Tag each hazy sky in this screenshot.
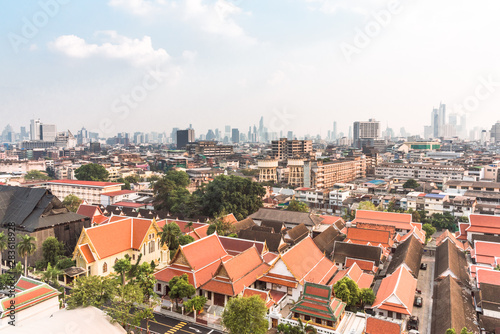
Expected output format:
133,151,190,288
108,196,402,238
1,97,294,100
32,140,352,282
1,0,500,138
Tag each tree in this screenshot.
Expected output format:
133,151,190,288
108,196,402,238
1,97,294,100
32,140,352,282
67,275,118,309
113,257,132,286
359,288,375,306
357,201,378,211
194,175,266,220
39,263,63,287
333,277,360,307
446,329,456,334
74,163,109,181
168,274,196,310
183,295,207,314
408,209,421,222
62,194,82,212
0,273,15,290
222,295,268,334
25,170,50,181
46,166,56,178
403,179,420,189
42,236,65,267
0,232,7,268
460,328,473,334
106,283,144,333
17,234,36,276
422,223,436,240
286,200,309,212
495,264,500,271
159,222,182,251
131,262,156,302
55,257,75,270
178,235,195,246
207,216,233,236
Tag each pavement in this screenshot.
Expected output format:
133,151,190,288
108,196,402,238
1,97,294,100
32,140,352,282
133,312,224,334
411,252,435,334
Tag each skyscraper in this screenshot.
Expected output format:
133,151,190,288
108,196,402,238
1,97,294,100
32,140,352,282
332,121,337,141
30,119,41,141
353,119,380,149
231,128,240,143
176,128,195,149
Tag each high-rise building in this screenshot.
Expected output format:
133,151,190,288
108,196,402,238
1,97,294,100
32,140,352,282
171,128,179,145
430,103,446,137
272,138,312,161
176,128,195,149
491,121,500,143
30,119,41,141
41,124,57,141
332,121,337,141
231,128,239,144
353,119,380,149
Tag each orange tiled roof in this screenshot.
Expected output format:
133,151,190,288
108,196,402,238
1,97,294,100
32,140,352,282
79,244,96,263
181,234,228,271
281,236,337,285
372,266,417,316
76,204,100,218
346,227,393,248
330,263,374,289
345,258,378,273
352,210,413,230
47,179,119,187
365,317,401,334
476,268,500,287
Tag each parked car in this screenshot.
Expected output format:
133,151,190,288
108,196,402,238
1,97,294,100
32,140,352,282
408,316,419,331
414,296,423,307
416,288,422,294
420,263,428,270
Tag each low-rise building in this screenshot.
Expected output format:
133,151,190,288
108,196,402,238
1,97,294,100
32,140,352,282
46,180,123,205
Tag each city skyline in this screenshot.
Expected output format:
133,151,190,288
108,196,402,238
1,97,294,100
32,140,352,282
2,1,500,137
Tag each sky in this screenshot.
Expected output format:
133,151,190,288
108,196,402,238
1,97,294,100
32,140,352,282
1,0,500,138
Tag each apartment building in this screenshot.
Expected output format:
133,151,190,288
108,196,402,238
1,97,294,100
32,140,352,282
186,141,234,157
46,180,123,204
271,138,312,161
375,163,464,181
305,158,366,190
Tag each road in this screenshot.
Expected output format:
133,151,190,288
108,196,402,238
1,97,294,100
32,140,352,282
133,312,224,334
411,252,435,334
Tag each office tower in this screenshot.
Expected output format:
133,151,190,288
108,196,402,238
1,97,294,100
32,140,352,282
333,121,337,141
231,128,239,144
225,125,231,139
431,103,446,137
206,129,215,141
348,126,352,140
491,121,500,143
20,126,27,140
177,128,195,149
287,131,293,140
30,119,41,140
248,127,251,142
353,119,380,149
171,128,179,145
41,124,57,141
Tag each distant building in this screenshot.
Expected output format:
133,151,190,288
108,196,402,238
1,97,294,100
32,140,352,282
46,180,123,205
231,128,239,143
186,141,234,157
271,138,312,161
490,121,500,143
176,129,195,149
353,119,380,149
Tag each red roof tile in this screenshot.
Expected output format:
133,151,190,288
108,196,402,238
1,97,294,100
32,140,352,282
76,204,100,218
476,268,500,287
79,244,96,263
373,266,417,316
101,190,137,197
352,210,413,231
365,317,401,334
346,228,393,248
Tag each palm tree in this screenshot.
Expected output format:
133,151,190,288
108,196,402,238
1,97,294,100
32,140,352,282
159,222,181,250
40,263,63,287
0,232,7,270
17,234,36,276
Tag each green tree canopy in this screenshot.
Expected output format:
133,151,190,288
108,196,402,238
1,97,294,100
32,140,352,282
75,163,109,181
67,275,118,309
42,236,65,267
333,277,360,307
39,263,63,287
178,235,195,246
152,172,191,213
222,295,268,334
446,329,456,334
168,274,196,309
359,288,375,306
184,295,208,313
62,194,82,212
357,201,380,211
422,223,437,240
286,200,309,212
194,175,265,220
207,215,233,236
25,170,51,180
403,179,420,189
113,257,132,286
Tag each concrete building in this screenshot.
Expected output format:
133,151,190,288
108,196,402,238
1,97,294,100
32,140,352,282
271,138,312,161
176,128,195,149
305,158,366,190
46,180,123,205
258,159,278,183
375,163,464,182
353,119,380,149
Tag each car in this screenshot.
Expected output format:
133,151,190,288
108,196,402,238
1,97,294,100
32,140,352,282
415,288,422,294
408,316,419,331
414,296,423,307
420,263,428,270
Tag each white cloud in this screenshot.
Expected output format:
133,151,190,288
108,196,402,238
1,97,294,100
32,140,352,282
305,0,391,15
49,31,170,67
108,0,255,43
108,0,168,16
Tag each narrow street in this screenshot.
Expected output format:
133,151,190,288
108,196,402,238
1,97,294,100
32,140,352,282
411,252,435,334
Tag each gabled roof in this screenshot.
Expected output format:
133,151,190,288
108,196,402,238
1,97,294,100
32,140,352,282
231,217,256,232
313,225,343,256
435,239,469,285
472,241,500,266
345,227,393,248
0,276,60,318
372,266,417,316
290,282,346,322
399,226,426,244
261,220,285,233
386,235,423,278
200,247,269,296
280,237,337,285
221,213,238,225
76,204,101,218
80,216,157,260
345,258,378,273
332,242,383,266
365,317,401,334
476,269,500,288
431,276,479,334
352,210,413,231
218,236,266,256
436,229,470,251
319,215,345,231
330,262,374,289
250,208,323,226
286,223,309,244
101,190,137,197
356,222,396,238
239,229,285,253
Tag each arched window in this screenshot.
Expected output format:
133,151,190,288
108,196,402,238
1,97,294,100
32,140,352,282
103,262,108,273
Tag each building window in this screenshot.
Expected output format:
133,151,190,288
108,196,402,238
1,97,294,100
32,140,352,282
103,262,108,273
315,317,321,324
207,291,212,300
304,315,310,321
157,283,161,291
